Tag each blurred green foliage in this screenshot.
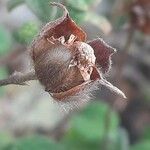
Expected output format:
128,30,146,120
143,127,150,141
11,136,63,150
68,8,86,24
13,22,39,44
62,102,129,150
64,102,119,142
0,133,14,150
0,101,149,150
0,67,8,96
0,26,12,55
0,102,130,150
0,26,10,96
25,0,54,22
67,0,93,11
7,0,110,26
130,141,150,150
7,0,25,11
0,67,8,80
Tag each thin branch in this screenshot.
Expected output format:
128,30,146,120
0,70,37,86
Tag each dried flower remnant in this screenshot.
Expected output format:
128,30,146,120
129,0,150,34
30,2,126,103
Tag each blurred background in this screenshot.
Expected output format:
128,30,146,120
0,0,150,149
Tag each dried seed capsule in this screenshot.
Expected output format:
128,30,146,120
30,2,125,103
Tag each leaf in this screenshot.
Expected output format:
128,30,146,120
143,127,150,140
67,0,101,11
11,135,63,150
25,0,53,22
114,15,129,29
130,140,150,150
67,7,86,24
7,0,25,11
0,132,14,150
67,0,89,11
0,26,12,55
0,67,8,80
62,101,119,150
99,128,130,150
113,128,130,150
13,22,39,44
85,12,112,34
0,67,8,96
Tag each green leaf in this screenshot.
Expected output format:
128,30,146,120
13,22,39,44
62,102,119,150
101,128,129,150
117,128,130,150
0,67,8,96
67,0,89,11
130,140,150,150
25,0,54,22
67,0,99,11
0,132,14,150
114,15,129,30
143,127,150,140
7,0,25,11
0,26,12,55
11,135,63,150
67,7,86,24
0,67,8,80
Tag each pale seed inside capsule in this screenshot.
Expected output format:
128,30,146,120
70,42,96,81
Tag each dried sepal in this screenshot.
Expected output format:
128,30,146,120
99,78,126,99
41,2,86,41
31,2,86,60
88,38,116,74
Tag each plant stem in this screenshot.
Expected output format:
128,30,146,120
0,70,36,86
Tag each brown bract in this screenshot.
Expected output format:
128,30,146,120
30,2,125,102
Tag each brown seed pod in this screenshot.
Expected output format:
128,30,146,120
30,2,126,103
